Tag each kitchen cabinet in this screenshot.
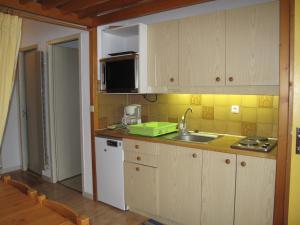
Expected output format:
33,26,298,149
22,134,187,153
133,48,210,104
123,140,276,225
123,139,158,216
158,144,202,225
235,155,276,225
146,1,279,94
147,20,179,88
124,162,158,216
179,11,226,87
226,1,279,86
201,151,236,225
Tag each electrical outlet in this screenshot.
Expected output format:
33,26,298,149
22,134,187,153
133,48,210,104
231,105,240,114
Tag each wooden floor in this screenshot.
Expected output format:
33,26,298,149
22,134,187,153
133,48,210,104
5,170,147,225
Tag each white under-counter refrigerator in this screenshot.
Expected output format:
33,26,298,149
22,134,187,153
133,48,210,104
95,136,126,210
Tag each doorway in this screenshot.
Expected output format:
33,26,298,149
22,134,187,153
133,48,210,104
19,47,45,176
49,39,82,192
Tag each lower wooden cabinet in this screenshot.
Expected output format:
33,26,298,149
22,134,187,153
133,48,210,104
124,162,158,216
123,141,276,225
158,144,202,225
201,151,236,225
235,155,276,225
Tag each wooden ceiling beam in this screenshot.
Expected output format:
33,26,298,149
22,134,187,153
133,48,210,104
59,0,108,15
19,0,35,4
0,0,93,27
78,0,144,19
93,0,213,25
41,0,70,9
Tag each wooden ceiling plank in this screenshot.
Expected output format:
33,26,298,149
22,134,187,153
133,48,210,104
0,0,93,27
59,0,108,15
93,0,213,25
42,0,70,9
78,0,144,19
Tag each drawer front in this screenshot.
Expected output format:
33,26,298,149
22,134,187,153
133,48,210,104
125,151,158,167
123,139,158,155
124,162,158,216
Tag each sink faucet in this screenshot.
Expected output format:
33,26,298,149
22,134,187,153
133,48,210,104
179,107,192,135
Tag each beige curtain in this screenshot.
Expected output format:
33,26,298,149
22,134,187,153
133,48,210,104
0,13,22,146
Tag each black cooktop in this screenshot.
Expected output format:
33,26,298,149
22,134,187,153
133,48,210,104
231,136,277,152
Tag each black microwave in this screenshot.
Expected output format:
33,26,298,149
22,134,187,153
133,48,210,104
100,53,139,93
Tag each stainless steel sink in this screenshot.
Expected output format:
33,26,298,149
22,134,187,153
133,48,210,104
163,132,220,143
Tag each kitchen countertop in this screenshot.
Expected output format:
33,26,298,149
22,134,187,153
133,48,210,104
95,129,277,160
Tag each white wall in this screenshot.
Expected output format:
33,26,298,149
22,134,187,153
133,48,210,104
2,19,93,196
1,83,22,173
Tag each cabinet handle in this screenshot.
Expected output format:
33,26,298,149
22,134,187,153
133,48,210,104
228,77,234,82
135,145,139,149
241,161,247,167
225,159,231,164
192,153,197,158
216,77,221,82
135,167,140,171
169,77,174,82
137,156,141,161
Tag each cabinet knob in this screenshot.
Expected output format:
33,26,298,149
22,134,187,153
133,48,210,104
241,161,247,167
169,77,174,82
135,167,140,171
228,77,234,82
137,156,141,161
216,77,221,82
135,145,139,149
192,153,197,158
225,159,231,164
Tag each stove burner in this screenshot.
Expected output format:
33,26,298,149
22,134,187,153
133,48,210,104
239,139,258,146
247,136,268,142
231,136,277,152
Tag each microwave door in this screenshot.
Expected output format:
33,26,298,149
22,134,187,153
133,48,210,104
105,59,137,93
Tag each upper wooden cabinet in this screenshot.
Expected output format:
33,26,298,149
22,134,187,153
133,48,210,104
146,1,279,93
147,20,179,88
179,11,226,86
226,1,279,86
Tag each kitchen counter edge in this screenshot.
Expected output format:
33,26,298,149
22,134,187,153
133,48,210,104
95,129,277,160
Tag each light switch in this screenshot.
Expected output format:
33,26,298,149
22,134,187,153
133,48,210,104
231,105,240,114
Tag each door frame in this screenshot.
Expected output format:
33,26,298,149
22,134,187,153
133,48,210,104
18,44,38,172
48,33,92,198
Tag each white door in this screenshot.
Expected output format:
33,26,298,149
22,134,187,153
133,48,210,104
52,45,81,181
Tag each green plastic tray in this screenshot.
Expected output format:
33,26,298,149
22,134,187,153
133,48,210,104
128,122,177,137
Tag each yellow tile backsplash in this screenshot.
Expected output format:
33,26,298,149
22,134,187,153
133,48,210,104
98,93,279,137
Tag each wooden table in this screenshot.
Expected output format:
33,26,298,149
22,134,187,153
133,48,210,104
0,182,75,225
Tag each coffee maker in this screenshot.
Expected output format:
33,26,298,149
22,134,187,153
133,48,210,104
122,104,142,125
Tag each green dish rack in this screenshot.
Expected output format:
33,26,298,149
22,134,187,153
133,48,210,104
128,122,177,137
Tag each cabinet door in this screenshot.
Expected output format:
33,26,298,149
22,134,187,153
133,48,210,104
147,20,179,88
201,151,236,225
124,162,158,215
235,156,276,225
159,144,202,225
179,11,226,86
226,1,279,86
